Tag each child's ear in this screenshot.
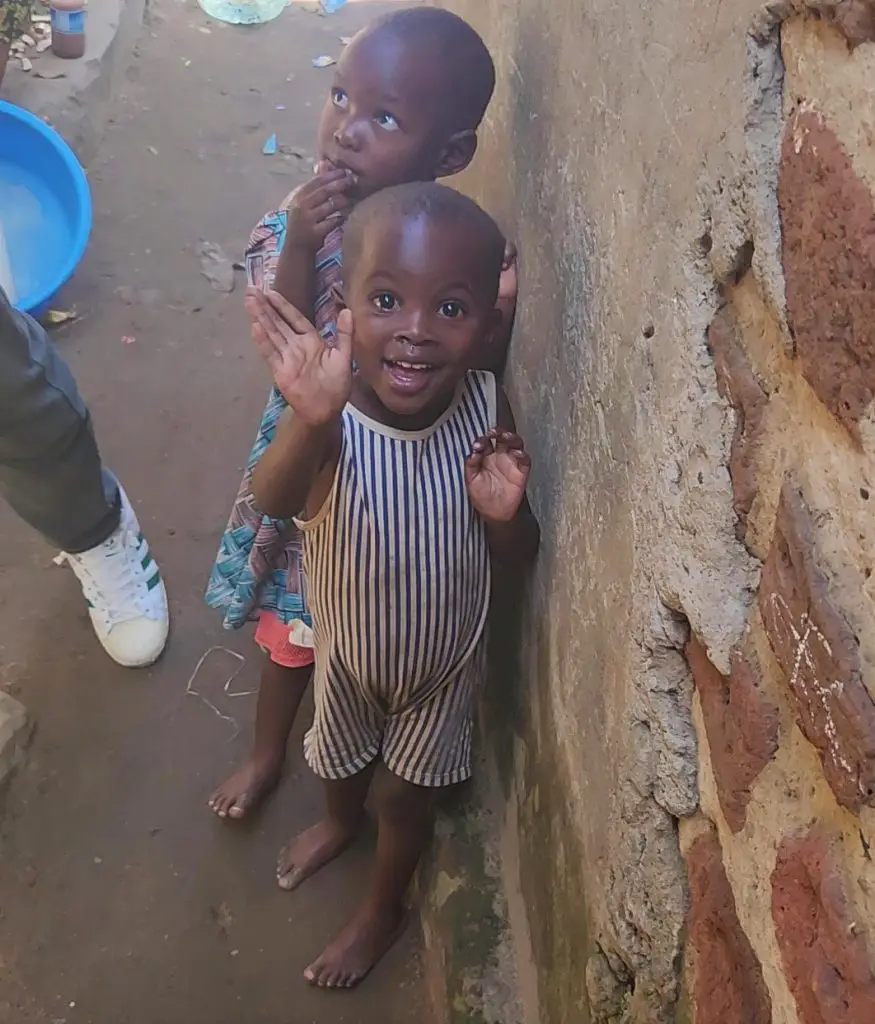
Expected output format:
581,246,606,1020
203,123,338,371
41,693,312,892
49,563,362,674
434,130,478,179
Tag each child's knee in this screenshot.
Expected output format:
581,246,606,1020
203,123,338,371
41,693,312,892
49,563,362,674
375,771,434,827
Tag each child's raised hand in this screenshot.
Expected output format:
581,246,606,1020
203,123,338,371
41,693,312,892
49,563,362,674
465,429,531,524
247,288,353,426
285,170,357,251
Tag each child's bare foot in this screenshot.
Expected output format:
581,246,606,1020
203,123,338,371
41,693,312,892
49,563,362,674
276,819,357,891
304,904,406,988
208,756,282,820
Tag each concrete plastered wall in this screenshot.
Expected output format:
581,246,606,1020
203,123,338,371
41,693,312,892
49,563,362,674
443,1,875,1022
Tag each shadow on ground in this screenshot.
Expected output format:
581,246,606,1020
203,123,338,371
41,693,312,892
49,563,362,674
0,2,421,1021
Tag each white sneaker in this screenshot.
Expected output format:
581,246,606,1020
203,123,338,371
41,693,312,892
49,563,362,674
57,486,169,668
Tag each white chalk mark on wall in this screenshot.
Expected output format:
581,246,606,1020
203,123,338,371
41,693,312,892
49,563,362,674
766,592,857,788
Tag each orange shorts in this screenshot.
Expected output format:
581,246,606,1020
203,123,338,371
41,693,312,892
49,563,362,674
254,611,315,669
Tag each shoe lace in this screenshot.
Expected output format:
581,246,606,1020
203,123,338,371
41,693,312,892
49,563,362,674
65,527,152,627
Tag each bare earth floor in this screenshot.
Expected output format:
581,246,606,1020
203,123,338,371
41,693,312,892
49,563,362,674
0,2,423,1021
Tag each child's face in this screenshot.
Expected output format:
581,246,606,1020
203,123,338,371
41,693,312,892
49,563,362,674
316,31,456,200
346,215,499,424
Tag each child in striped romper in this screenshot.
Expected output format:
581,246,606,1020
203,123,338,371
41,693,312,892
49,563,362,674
246,182,539,988
206,7,519,821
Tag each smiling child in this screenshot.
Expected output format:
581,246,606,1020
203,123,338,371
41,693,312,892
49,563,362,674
246,182,538,988
206,8,518,823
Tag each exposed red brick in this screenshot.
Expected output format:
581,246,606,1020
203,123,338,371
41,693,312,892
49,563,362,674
707,304,769,542
828,0,875,49
686,831,772,1024
779,108,875,442
759,480,875,811
772,827,875,1024
686,636,780,831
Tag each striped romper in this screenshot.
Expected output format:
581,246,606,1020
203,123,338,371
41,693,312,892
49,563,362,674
296,370,497,788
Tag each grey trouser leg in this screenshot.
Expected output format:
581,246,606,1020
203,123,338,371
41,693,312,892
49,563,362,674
0,286,120,554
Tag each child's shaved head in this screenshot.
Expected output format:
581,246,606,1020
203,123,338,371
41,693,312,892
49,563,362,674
344,182,506,302
342,182,506,419
361,8,496,133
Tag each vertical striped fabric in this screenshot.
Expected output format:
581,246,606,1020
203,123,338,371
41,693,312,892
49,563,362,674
297,371,497,788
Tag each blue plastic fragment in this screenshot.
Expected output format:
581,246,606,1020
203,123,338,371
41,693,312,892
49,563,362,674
262,133,278,155
321,0,347,12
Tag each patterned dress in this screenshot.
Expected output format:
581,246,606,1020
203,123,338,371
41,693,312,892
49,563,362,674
205,193,344,664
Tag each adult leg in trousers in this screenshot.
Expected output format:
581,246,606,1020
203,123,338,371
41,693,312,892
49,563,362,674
0,285,169,667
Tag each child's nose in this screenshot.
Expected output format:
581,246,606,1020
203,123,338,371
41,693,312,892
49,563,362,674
397,309,430,342
333,120,362,151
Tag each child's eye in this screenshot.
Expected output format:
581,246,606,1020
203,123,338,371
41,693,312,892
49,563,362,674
375,111,400,132
331,88,349,109
439,300,465,319
372,293,399,312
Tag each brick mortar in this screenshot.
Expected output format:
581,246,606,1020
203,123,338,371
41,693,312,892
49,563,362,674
436,0,875,1020
686,3,875,1021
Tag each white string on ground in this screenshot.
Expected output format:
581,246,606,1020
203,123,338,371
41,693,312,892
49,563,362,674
185,646,254,739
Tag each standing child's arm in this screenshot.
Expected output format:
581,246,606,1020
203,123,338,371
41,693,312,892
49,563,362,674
248,290,352,518
476,242,519,376
465,385,539,565
272,169,357,318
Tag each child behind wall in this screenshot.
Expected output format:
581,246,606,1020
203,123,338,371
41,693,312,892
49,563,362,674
205,6,518,824
245,182,539,988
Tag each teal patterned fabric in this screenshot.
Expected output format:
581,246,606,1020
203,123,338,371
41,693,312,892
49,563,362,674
205,199,343,630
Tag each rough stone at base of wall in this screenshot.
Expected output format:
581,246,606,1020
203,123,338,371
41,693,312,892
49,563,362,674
0,693,33,795
416,768,525,1024
772,826,875,1023
685,827,772,1024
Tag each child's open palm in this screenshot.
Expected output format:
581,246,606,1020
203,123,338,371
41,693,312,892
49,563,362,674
465,429,531,523
247,289,353,427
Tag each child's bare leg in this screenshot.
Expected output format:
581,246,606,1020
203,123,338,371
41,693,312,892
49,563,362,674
277,765,374,891
305,771,434,989
209,656,311,819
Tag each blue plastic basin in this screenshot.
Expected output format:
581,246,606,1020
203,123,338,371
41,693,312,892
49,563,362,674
0,100,92,316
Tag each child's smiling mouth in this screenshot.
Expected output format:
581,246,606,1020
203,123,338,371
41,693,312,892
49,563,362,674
382,358,440,395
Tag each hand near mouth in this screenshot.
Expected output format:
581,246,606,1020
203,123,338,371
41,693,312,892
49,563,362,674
247,288,354,426
285,168,358,251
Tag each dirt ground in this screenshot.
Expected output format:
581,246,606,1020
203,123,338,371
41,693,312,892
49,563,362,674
0,2,425,1021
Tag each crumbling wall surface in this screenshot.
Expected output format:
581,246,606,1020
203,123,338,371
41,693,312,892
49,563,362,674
443,0,875,1022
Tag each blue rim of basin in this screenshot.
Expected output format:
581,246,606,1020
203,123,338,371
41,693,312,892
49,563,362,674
0,100,92,316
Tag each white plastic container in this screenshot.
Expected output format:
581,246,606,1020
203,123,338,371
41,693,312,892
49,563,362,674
197,0,287,25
